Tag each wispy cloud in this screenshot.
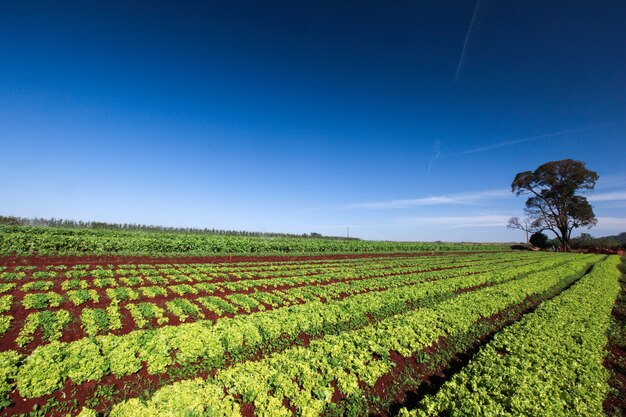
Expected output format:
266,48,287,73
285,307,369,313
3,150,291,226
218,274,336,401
589,191,626,202
346,189,509,209
596,174,626,190
454,122,624,156
595,217,626,230
454,0,484,82
427,139,442,175
402,214,510,229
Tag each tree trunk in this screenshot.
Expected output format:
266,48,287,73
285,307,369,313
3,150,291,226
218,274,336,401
559,227,571,252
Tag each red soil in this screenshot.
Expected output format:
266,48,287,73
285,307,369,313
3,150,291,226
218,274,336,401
0,253,436,268
0,251,525,416
0,274,497,417
0,251,508,268
1,256,525,355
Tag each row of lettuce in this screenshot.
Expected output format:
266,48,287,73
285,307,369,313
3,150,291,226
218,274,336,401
0,254,578,411
0,225,510,255
1,253,539,348
398,255,621,417
1,252,526,295
92,255,601,416
1,253,454,277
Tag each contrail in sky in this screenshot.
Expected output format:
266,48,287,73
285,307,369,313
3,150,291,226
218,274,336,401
427,139,442,174
453,122,624,156
455,0,483,83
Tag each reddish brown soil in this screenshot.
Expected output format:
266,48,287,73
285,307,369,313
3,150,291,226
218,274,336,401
366,273,585,417
240,402,256,417
221,272,579,417
0,269,508,417
0,251,505,268
1,256,531,355
0,252,531,416
176,271,572,417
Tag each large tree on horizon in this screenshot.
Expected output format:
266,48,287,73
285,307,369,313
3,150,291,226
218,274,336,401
511,159,598,252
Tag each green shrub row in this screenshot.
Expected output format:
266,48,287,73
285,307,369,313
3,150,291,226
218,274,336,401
0,225,510,255
398,255,621,417
97,257,598,416
3,255,587,403
8,254,544,347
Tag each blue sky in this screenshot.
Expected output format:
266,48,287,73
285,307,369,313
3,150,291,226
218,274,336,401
1,0,625,242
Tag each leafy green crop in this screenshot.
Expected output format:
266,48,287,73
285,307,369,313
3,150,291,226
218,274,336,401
0,295,12,313
0,253,590,405
0,351,21,408
0,225,510,256
1,252,611,417
102,256,599,416
399,256,621,417
21,292,63,310
16,310,71,347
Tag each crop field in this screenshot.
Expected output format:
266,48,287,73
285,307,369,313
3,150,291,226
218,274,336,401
0,225,510,256
0,251,622,416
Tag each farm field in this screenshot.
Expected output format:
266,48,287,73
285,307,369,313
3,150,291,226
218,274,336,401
0,225,510,256
4,1,626,416
0,251,622,416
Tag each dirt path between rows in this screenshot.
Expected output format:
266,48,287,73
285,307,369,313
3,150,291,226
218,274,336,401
0,251,506,268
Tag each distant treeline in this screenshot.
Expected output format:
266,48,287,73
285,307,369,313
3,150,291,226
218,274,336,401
569,232,626,250
0,216,357,240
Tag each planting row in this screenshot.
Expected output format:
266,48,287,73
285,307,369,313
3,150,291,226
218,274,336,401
0,252,536,290
0,258,514,305
0,254,536,349
0,255,592,411
97,255,600,416
1,252,481,275
398,255,621,417
0,255,546,349
0,225,510,255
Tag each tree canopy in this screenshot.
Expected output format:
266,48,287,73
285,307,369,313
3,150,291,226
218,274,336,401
529,231,549,249
511,159,598,252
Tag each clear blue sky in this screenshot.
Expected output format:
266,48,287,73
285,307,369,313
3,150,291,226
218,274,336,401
1,0,625,242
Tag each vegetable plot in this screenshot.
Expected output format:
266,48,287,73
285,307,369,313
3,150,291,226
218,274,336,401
0,252,616,416
0,225,510,256
398,255,621,417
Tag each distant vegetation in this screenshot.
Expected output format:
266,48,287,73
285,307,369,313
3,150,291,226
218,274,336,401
569,232,626,250
0,216,355,240
521,232,625,251
0,222,509,256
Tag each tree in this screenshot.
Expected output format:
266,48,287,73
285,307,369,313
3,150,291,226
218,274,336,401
511,159,598,252
529,232,549,249
570,232,594,249
507,216,542,243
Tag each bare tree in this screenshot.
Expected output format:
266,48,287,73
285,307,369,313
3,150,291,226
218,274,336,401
507,217,542,244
